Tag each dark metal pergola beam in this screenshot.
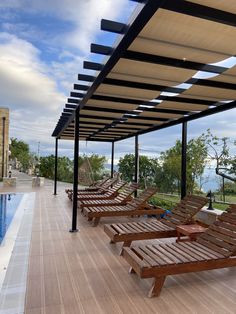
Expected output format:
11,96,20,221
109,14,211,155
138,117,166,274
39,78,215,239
91,94,216,106
102,77,236,98
78,74,95,83
83,61,103,71
124,50,226,74
65,104,77,109
101,19,127,34
91,43,113,55
83,105,190,115
78,113,168,122
188,78,236,91
61,134,114,142
67,98,79,104
73,84,89,91
103,77,185,94
114,101,236,142
161,0,236,28
71,91,84,98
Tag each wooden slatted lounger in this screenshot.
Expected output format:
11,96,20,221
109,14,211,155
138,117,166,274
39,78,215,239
122,204,236,297
80,183,138,212
83,188,164,226
76,176,119,195
67,176,119,201
65,176,109,195
104,195,208,249
77,181,126,202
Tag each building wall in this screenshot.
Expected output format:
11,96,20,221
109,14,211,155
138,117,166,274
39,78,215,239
0,108,9,178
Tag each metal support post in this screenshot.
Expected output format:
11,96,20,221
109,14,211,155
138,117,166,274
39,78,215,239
2,117,6,178
70,110,80,232
181,122,187,199
111,142,114,178
53,138,58,195
134,135,139,197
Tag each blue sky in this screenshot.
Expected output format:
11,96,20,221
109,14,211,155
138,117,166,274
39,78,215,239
0,0,236,191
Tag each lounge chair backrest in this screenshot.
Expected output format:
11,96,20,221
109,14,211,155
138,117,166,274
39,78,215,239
162,195,208,227
108,181,126,193
101,176,119,189
197,204,236,257
128,187,158,207
94,177,109,187
115,183,138,202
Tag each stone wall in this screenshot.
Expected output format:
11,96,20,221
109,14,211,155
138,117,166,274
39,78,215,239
0,108,9,178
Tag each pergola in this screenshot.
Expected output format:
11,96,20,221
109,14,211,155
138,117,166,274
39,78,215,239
52,0,236,232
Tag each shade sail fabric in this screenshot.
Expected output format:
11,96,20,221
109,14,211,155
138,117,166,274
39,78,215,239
53,1,236,141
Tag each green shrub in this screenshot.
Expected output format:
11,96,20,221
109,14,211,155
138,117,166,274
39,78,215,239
148,195,177,211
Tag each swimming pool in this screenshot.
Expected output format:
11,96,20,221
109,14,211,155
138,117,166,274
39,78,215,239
0,194,23,244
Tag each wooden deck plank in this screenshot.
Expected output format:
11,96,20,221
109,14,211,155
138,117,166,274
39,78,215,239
19,185,236,313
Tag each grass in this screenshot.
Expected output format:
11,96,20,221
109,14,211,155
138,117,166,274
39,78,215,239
150,192,234,211
214,194,236,203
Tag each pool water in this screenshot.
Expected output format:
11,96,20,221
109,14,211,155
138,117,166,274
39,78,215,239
0,194,23,244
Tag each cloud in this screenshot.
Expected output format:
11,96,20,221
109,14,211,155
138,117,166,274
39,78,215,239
0,0,135,52
0,32,66,150
0,32,65,113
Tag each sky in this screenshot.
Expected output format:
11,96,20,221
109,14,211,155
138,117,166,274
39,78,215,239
0,0,236,191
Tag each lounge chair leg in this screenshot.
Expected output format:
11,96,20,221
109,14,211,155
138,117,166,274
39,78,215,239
88,217,93,221
148,277,166,298
110,240,115,244
129,267,135,274
123,241,132,247
119,241,132,255
93,217,100,227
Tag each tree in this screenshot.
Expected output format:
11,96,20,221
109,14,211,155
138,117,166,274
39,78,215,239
39,155,54,179
186,136,208,193
160,136,208,194
10,138,35,172
220,181,236,195
118,154,161,188
10,138,29,159
159,141,182,193
118,135,208,194
229,155,236,176
204,129,236,182
78,154,106,181
118,154,135,183
39,155,74,182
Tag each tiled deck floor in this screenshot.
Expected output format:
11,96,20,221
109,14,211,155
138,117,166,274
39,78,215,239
2,183,236,313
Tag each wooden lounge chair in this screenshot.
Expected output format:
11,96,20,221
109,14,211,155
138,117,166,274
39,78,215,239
67,176,119,201
87,176,110,188
77,176,119,195
104,195,208,249
80,183,138,212
77,181,126,202
65,176,109,195
83,187,164,226
122,204,236,297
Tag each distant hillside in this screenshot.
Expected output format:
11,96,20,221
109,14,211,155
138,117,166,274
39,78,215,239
104,163,118,171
